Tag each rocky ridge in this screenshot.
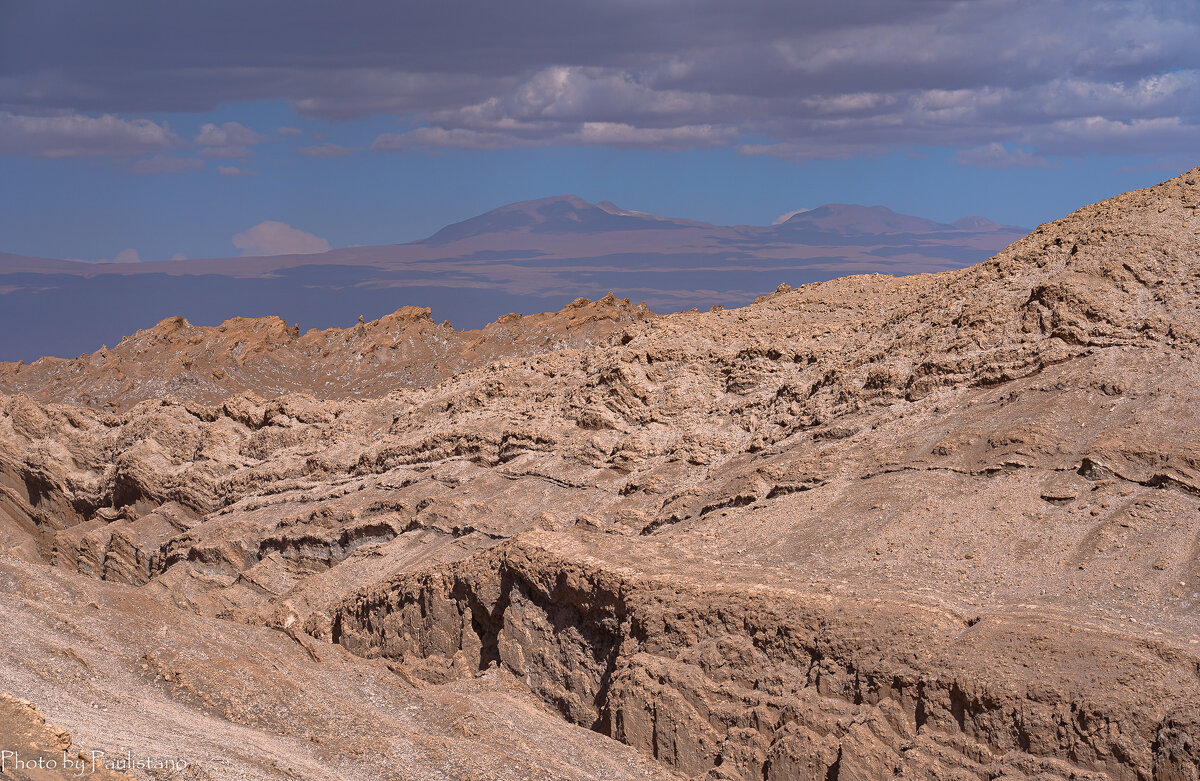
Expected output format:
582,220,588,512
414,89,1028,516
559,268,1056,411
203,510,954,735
2,168,1200,779
0,294,649,411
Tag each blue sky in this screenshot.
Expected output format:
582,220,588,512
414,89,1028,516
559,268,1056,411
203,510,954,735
1,1,1198,261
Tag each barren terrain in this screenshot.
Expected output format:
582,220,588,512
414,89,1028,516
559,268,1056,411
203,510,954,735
2,169,1200,779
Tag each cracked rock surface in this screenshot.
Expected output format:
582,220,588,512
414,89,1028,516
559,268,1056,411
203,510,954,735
3,168,1200,779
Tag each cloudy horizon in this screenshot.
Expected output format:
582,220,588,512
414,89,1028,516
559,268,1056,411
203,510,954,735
2,0,1197,261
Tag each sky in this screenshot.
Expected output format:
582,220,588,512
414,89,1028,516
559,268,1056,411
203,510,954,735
1,0,1198,262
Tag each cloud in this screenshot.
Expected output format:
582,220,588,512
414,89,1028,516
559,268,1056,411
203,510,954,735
3,2,1199,159
1034,115,1200,157
231,221,331,256
128,155,203,174
289,71,503,119
297,143,356,157
195,121,264,146
369,66,736,151
373,128,538,151
195,121,264,159
0,112,181,158
217,165,258,177
954,143,1055,170
374,121,734,151
772,208,809,225
277,126,304,136
170,252,188,260
565,122,734,149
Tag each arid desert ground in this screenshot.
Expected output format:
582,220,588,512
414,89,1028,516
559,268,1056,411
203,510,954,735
3,169,1200,779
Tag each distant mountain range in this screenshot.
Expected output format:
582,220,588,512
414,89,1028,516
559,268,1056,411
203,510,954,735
0,196,1028,362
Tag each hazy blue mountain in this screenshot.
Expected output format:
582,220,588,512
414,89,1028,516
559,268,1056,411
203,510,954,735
0,197,1029,362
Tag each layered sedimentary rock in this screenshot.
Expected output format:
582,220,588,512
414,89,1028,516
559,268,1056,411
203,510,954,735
2,168,1200,779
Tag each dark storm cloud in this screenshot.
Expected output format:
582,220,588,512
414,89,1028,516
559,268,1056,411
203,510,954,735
1,0,1197,161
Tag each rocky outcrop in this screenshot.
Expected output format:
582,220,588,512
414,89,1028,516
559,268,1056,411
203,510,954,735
0,693,134,780
0,555,675,781
311,536,1200,780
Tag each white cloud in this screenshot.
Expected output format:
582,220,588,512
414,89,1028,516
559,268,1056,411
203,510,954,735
0,112,181,158
278,126,304,136
370,66,735,151
232,222,331,256
1035,115,1198,156
195,121,264,146
772,208,809,225
565,122,734,149
170,253,188,261
195,121,265,159
491,66,717,124
217,165,259,177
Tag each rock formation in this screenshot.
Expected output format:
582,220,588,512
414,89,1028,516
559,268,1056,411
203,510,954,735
0,294,648,411
2,168,1200,779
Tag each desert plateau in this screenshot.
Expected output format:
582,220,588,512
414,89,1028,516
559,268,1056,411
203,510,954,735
2,167,1200,779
